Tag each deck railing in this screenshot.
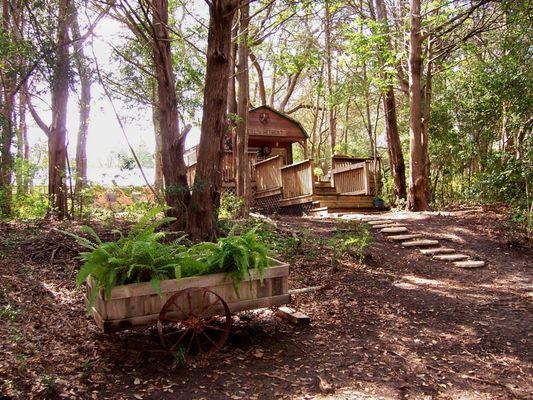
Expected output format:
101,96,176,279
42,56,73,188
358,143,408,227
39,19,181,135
280,159,314,199
331,162,369,195
187,151,257,186
331,156,381,195
255,155,283,193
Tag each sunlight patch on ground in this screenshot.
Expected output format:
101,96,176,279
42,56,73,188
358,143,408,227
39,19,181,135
40,282,78,305
393,275,497,303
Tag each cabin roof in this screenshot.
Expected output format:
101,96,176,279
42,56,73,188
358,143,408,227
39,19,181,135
249,105,309,139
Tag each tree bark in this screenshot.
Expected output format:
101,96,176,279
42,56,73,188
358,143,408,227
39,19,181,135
407,0,430,211
152,96,164,191
151,0,190,228
235,2,250,216
47,0,71,219
0,0,15,215
373,0,407,202
249,50,266,106
324,0,336,156
71,7,91,200
187,0,238,241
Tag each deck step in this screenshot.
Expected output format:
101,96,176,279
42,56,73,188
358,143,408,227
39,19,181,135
388,234,422,241
419,247,456,255
402,239,440,247
433,254,470,261
380,227,408,234
454,260,485,268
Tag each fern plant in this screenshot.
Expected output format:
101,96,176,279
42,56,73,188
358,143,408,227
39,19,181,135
60,212,271,306
188,229,269,294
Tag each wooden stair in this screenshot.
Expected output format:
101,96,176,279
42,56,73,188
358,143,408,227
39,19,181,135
308,192,389,216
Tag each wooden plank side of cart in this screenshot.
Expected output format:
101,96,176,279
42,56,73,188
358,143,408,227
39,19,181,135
86,258,290,332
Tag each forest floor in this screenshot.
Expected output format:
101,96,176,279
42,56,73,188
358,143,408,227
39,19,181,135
0,207,532,400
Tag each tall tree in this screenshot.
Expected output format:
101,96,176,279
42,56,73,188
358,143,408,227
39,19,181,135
188,0,238,241
47,0,72,218
372,0,406,202
235,1,251,216
407,0,430,210
71,6,91,199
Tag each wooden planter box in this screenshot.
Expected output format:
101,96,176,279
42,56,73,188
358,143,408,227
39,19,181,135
86,258,290,332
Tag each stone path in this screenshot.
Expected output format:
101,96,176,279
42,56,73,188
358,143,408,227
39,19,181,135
362,216,486,269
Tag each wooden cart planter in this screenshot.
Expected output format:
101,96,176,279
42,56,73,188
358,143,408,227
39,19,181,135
86,257,290,355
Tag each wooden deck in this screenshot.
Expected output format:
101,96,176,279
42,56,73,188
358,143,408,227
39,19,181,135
184,150,386,215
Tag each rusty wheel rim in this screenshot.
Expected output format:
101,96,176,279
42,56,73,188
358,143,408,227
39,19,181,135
157,287,232,357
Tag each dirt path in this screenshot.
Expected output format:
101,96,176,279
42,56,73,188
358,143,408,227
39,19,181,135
1,209,531,399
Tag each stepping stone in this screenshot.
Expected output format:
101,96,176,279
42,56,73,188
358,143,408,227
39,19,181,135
371,223,399,229
454,260,485,268
367,220,394,226
380,226,408,234
433,254,470,261
419,247,455,255
402,239,440,247
389,234,422,241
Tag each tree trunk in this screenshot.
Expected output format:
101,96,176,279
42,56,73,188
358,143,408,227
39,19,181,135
373,0,407,202
151,0,190,228
47,0,71,219
71,7,91,200
235,2,250,216
0,0,15,215
187,0,238,241
407,0,430,211
324,0,336,156
152,98,164,191
249,50,266,106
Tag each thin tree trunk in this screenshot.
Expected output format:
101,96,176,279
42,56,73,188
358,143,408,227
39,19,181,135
47,0,71,219
71,7,91,200
269,64,276,107
407,0,430,211
235,2,250,216
0,0,15,215
249,50,266,106
421,36,433,202
324,0,336,156
188,0,238,241
373,0,407,202
152,0,190,228
152,95,164,190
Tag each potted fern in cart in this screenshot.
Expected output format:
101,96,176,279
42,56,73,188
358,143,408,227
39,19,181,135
63,212,290,356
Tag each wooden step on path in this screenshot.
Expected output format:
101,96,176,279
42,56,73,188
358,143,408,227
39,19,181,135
454,260,486,268
433,254,470,261
380,226,408,234
361,214,485,269
419,247,455,255
388,234,422,241
402,239,440,248
371,223,399,229
367,220,394,226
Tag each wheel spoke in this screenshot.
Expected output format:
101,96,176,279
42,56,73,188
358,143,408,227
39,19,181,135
171,297,188,318
204,323,226,333
195,333,204,354
169,328,190,352
186,331,196,355
201,330,217,347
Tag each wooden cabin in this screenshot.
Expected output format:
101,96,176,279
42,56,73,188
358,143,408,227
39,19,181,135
184,105,386,215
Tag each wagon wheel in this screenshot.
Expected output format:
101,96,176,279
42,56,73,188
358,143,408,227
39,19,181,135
157,287,232,357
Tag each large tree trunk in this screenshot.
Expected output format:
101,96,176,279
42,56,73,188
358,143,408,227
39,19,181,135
71,7,91,200
235,2,250,216
373,0,407,202
47,0,71,219
407,0,430,211
188,0,238,241
151,0,190,228
152,99,164,191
